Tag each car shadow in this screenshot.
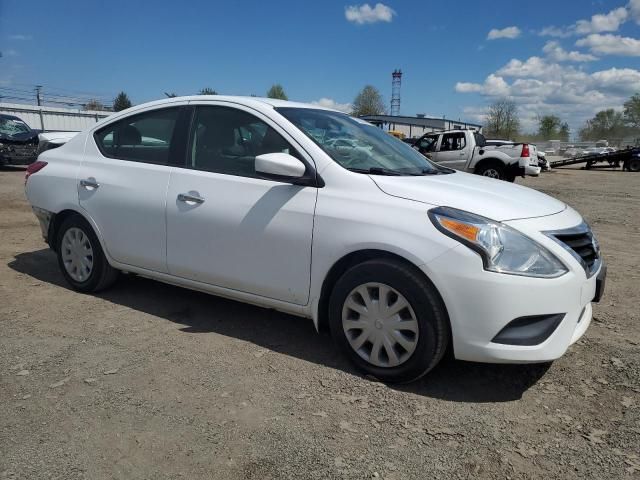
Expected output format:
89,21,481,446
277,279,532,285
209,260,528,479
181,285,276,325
8,248,550,403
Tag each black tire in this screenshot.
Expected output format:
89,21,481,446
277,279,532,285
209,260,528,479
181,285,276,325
328,259,450,383
476,161,506,181
55,214,118,292
629,158,640,172
504,172,517,183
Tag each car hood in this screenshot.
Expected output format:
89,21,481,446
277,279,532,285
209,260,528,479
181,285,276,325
370,171,566,221
0,130,39,144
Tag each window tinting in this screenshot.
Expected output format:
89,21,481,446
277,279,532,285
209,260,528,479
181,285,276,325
95,108,179,164
188,106,297,178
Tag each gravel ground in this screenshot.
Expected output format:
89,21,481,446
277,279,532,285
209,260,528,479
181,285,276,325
1,166,639,479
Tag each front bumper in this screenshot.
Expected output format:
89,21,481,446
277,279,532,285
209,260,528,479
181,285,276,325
422,207,600,364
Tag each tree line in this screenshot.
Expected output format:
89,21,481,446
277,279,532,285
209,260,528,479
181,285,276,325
485,95,640,143
84,84,292,112
84,84,387,116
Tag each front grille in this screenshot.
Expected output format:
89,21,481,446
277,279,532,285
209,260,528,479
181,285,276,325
545,223,601,277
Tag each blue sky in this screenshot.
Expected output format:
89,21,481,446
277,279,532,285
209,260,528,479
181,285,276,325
2,0,640,134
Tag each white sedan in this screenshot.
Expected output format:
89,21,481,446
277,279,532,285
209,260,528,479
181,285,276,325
25,96,605,383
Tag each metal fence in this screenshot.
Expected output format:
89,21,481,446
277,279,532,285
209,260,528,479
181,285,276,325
0,102,112,132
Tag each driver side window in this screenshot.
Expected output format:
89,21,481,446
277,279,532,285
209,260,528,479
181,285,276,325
188,106,299,178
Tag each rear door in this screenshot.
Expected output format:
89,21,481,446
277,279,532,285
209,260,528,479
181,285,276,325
78,104,189,272
432,132,469,170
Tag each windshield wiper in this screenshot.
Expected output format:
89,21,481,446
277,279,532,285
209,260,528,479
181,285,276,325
346,167,403,176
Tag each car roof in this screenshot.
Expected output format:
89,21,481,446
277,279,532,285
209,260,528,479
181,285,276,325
127,95,342,113
0,113,24,121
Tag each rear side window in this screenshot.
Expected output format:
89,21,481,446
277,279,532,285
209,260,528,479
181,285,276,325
94,108,180,165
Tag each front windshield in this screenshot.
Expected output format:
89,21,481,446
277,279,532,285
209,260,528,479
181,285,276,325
0,117,31,137
277,107,448,175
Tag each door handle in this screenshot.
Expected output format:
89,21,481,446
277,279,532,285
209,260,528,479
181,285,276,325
80,179,99,189
177,193,205,204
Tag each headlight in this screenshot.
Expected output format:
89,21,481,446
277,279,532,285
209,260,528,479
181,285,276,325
429,206,567,278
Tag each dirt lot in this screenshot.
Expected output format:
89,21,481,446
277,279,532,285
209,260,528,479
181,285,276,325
1,166,639,479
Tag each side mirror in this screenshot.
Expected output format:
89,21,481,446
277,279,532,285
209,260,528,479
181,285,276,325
255,152,306,182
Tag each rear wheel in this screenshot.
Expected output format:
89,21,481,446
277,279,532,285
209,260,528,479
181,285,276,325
476,162,506,180
328,259,449,383
56,215,118,292
629,158,640,172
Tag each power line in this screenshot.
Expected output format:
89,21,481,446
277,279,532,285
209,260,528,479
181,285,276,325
0,85,113,109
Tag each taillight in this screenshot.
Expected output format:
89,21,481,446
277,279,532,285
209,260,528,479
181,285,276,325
521,144,530,158
25,160,48,184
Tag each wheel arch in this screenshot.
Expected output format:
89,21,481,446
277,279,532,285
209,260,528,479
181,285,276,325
315,249,451,340
49,208,110,259
473,157,505,173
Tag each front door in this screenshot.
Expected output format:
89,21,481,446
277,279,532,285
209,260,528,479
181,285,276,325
165,104,317,305
78,105,185,272
432,132,469,170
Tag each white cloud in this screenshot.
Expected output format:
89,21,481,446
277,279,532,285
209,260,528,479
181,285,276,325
496,56,557,78
455,82,483,93
455,74,510,96
8,34,31,41
3,49,18,57
311,98,352,113
574,7,628,34
543,40,597,62
591,67,640,95
576,33,640,56
540,5,629,37
455,55,640,131
487,26,521,40
539,26,572,38
345,3,395,25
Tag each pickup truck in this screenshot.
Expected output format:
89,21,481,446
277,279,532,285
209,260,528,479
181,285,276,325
412,130,541,181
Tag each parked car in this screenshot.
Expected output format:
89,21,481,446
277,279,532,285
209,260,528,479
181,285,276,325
0,114,40,166
37,131,78,155
0,113,76,166
25,96,605,383
413,131,540,181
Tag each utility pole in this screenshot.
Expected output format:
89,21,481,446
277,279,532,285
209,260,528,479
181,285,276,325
35,85,42,106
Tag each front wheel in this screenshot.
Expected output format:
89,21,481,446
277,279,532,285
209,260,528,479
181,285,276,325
328,259,450,383
56,214,119,292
